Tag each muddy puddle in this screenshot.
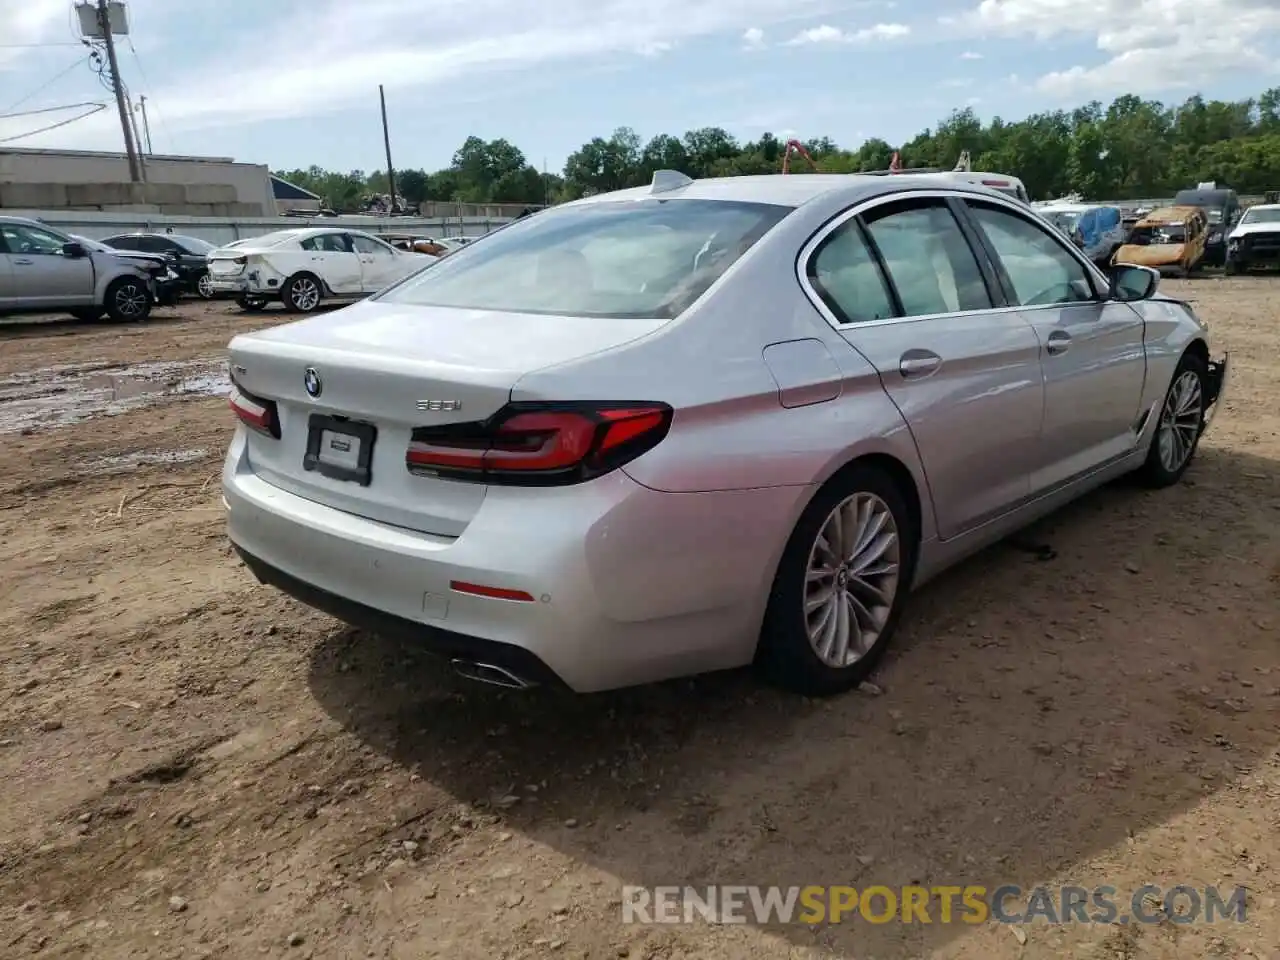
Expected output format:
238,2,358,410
0,358,228,435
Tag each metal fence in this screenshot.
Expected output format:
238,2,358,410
4,209,510,246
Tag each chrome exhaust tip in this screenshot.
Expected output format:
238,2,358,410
450,658,533,690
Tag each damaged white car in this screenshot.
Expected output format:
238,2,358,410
208,227,425,313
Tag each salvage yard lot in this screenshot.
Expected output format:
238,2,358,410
0,283,1278,960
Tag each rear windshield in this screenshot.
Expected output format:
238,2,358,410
1045,211,1080,231
377,199,791,319
173,235,216,254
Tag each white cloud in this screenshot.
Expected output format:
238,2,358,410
960,50,983,59
636,40,674,57
942,78,973,89
0,0,860,146
0,0,73,69
785,22,910,44
742,26,766,50
954,0,1280,97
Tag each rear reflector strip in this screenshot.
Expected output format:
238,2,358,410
449,580,536,602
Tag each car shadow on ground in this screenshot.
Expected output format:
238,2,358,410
306,443,1280,957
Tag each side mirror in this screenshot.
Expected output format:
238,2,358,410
62,241,86,258
1109,263,1159,302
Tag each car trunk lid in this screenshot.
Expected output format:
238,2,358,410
228,299,667,536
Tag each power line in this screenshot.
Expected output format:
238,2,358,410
2,54,89,116
0,103,108,144
0,42,84,49
126,34,172,152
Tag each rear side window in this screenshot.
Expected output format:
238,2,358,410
862,199,993,317
378,199,792,319
808,221,896,324
301,233,352,253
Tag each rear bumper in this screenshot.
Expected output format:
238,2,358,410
221,430,805,692
234,544,568,688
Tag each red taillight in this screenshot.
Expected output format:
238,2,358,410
406,402,672,485
229,382,280,439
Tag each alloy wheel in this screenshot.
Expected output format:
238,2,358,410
115,283,147,319
804,492,901,668
1157,370,1202,473
291,278,320,311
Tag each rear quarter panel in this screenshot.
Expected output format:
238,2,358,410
508,194,937,542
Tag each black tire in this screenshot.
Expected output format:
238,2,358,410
237,295,267,312
756,463,917,696
70,307,104,322
195,271,216,299
104,277,152,323
1136,351,1207,489
282,273,323,313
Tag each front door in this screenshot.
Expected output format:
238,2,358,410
959,198,1147,493
806,195,1045,539
0,223,94,307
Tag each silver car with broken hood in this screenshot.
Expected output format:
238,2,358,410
222,171,1227,696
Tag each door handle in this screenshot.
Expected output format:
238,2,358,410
899,352,942,378
1046,331,1071,356
12,258,33,265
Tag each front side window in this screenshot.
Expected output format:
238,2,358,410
863,199,993,318
966,202,1096,307
377,198,791,319
1,224,67,256
135,236,172,254
807,220,896,324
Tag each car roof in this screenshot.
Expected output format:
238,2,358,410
1140,206,1202,223
559,172,1019,211
1245,203,1280,212
0,215,52,228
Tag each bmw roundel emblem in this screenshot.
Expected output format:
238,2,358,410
303,367,322,398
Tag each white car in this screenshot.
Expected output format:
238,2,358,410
1225,203,1280,274
207,227,425,313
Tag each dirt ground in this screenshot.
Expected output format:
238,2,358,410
0,283,1277,960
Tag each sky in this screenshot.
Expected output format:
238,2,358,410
1,0,1278,177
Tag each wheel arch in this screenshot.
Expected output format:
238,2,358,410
284,270,330,304
1183,336,1209,368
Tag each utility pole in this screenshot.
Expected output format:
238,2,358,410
136,94,153,154
126,93,147,180
97,0,141,182
379,85,397,213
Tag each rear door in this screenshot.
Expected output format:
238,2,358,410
349,232,408,292
298,233,362,294
958,197,1146,492
0,223,94,306
806,194,1044,539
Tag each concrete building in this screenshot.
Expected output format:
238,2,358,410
0,147,273,216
